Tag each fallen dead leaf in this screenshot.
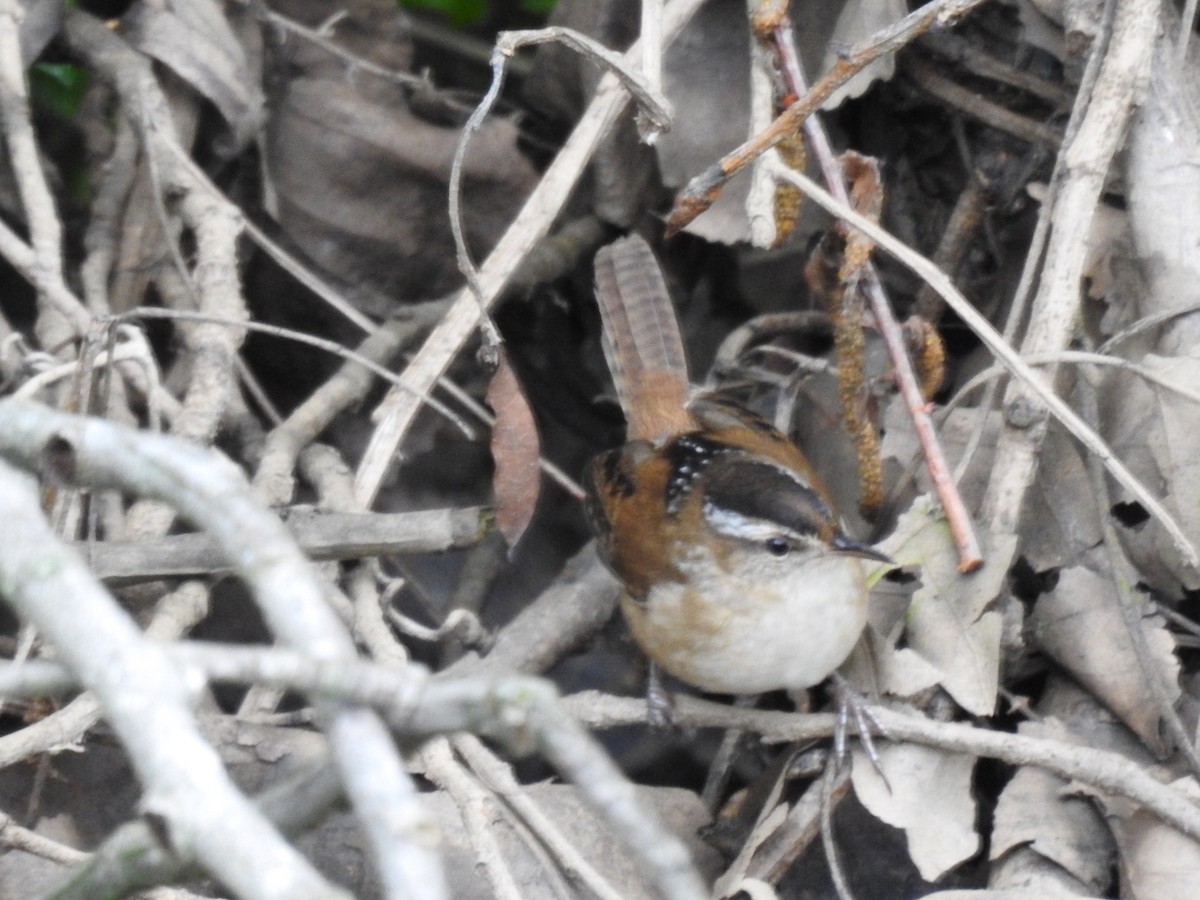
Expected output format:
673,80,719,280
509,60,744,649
820,0,909,109
1029,565,1180,757
124,0,264,149
1113,778,1200,900
486,351,542,553
851,737,979,882
875,495,1013,715
991,716,1115,894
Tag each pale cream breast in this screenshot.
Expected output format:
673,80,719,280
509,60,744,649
621,550,869,695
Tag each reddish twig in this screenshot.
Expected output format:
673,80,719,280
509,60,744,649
766,11,983,571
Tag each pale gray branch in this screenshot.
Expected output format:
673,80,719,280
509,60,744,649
0,460,342,900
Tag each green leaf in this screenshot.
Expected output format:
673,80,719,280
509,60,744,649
399,0,489,27
30,63,89,120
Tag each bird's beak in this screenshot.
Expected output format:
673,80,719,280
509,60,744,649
831,534,894,564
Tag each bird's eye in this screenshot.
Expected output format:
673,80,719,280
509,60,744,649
765,537,790,557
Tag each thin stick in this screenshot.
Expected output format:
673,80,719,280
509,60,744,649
665,0,993,236
446,50,509,354
950,0,1117,488
111,307,476,438
154,135,378,334
0,811,89,865
763,162,1199,569
638,0,670,142
943,350,1200,416
1178,0,1197,68
918,29,1075,106
767,21,982,570
447,24,673,354
422,739,524,900
980,0,1156,545
355,0,709,507
821,760,857,900
905,56,1063,147
454,734,627,900
1076,373,1200,783
0,2,92,335
564,691,1200,844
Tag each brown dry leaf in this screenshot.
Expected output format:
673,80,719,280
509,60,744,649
123,0,265,149
1126,14,1200,360
487,352,541,553
1079,202,1129,301
1052,684,1197,896
523,0,853,243
988,845,1106,896
874,496,1013,715
851,739,979,882
1115,30,1200,591
844,634,940,699
1028,565,1180,757
1144,353,1200,517
266,81,537,313
1036,670,1158,766
263,1,538,314
520,0,657,229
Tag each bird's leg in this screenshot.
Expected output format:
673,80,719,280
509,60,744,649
831,672,892,790
646,661,678,729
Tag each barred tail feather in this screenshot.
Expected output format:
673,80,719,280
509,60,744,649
593,235,693,442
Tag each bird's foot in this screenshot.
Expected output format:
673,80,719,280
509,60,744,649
646,661,678,729
831,673,892,789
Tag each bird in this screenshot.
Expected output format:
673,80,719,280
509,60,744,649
584,234,889,716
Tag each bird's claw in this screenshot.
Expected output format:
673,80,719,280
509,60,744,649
831,673,892,790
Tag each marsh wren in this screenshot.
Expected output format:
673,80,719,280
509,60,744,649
585,235,888,700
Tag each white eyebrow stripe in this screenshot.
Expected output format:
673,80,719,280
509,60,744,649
702,502,809,542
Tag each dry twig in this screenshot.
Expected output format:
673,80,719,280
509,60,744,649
763,162,1199,569
665,0,994,236
355,0,711,506
564,692,1200,844
765,16,983,569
